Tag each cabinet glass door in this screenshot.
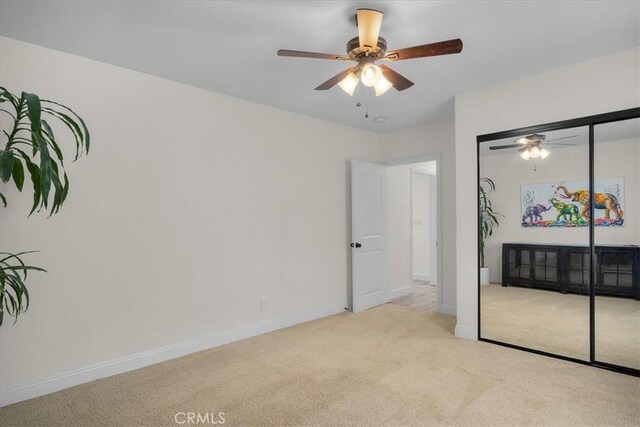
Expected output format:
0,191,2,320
594,117,640,371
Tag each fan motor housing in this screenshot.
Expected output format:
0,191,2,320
346,36,387,60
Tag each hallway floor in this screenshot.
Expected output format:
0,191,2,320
390,280,437,313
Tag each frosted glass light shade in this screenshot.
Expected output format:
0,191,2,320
529,146,540,158
361,63,382,87
337,72,359,96
374,75,393,96
539,148,550,159
520,150,531,160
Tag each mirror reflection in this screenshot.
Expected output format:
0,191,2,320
479,126,591,360
594,117,640,370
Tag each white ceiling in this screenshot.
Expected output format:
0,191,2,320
1,1,638,133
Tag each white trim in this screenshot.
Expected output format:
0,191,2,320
413,273,430,282
440,304,457,316
390,286,413,300
454,324,478,340
383,153,443,315
0,305,345,407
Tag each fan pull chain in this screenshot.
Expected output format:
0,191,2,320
364,86,370,119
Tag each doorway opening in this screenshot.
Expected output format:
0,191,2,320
387,160,439,313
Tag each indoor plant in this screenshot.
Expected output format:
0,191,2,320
479,177,503,285
0,87,89,325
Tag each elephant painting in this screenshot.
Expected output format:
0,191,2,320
520,177,625,228
522,204,550,224
556,185,624,221
549,198,582,223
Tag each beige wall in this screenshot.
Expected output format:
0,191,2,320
380,120,456,313
455,47,640,339
0,37,380,397
481,138,640,283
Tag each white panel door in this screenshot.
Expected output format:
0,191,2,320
351,160,389,313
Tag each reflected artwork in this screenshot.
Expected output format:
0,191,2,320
521,177,625,227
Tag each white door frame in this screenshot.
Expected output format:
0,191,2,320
383,153,443,314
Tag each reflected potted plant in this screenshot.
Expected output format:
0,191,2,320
0,87,89,325
479,177,503,285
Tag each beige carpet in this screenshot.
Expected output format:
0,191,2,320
1,303,639,426
481,284,640,369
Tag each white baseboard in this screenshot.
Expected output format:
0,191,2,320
0,305,346,408
412,273,430,282
454,324,478,340
439,304,456,316
390,286,413,300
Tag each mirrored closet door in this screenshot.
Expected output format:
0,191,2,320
478,108,640,376
479,126,591,361
594,117,640,371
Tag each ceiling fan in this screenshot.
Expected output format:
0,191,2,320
276,8,463,96
489,133,579,160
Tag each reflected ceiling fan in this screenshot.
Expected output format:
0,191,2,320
490,133,579,160
276,8,463,96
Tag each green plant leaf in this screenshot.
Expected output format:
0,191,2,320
32,133,52,205
21,154,42,216
0,250,39,264
0,251,44,325
23,92,42,132
41,119,64,163
41,119,55,141
1,266,46,273
43,100,90,155
49,161,64,215
62,171,69,201
12,157,24,191
0,86,18,109
0,150,15,182
41,108,83,160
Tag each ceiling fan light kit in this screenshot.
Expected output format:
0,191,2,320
277,7,464,105
374,75,393,96
337,72,359,96
490,133,579,161
521,146,549,160
360,62,382,87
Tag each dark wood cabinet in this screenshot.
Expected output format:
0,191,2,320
502,243,640,299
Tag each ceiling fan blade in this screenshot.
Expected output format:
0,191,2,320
489,144,522,150
277,49,349,61
315,67,355,91
357,8,383,52
379,65,414,91
385,38,463,61
547,134,580,142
